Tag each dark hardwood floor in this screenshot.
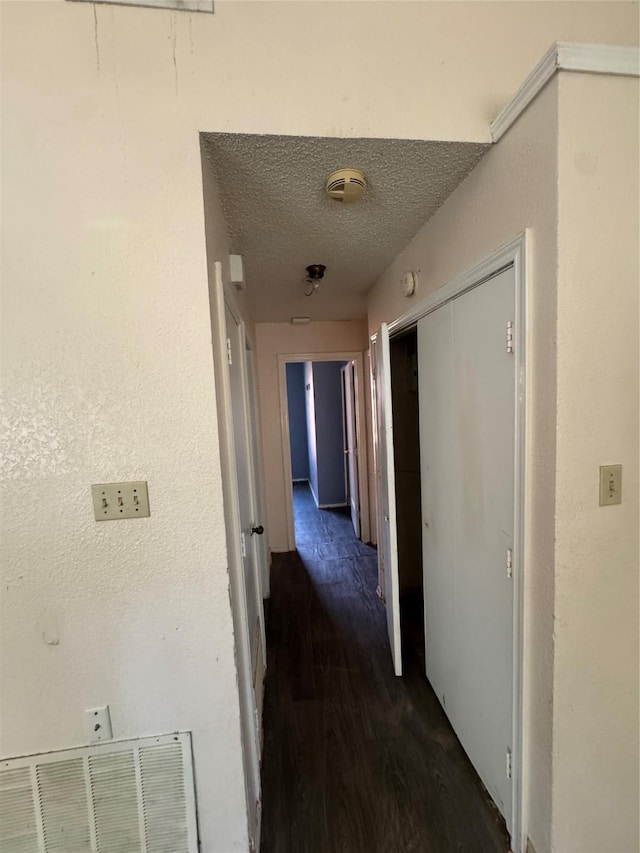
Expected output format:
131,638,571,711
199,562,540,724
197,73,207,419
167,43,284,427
260,483,509,853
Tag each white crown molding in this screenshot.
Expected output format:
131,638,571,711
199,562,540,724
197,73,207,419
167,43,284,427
491,42,640,143
68,0,214,12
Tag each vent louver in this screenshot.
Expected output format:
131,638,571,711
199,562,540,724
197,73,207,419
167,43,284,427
0,734,197,853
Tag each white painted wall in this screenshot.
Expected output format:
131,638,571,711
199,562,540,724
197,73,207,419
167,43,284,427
254,321,368,551
367,70,639,853
369,79,560,852
1,1,638,850
1,33,250,853
552,73,639,853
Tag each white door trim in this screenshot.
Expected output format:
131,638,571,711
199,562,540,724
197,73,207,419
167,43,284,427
376,323,402,677
245,346,271,600
225,299,267,673
278,351,371,552
381,232,528,853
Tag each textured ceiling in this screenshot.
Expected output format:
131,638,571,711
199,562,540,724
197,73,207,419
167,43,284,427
202,133,489,323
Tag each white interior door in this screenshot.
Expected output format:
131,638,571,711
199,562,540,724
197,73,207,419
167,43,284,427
418,301,455,707
418,266,516,828
342,362,360,538
211,262,260,847
375,324,402,677
225,303,266,690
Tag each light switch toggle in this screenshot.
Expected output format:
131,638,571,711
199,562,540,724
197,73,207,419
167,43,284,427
85,706,113,743
599,465,622,506
91,481,150,520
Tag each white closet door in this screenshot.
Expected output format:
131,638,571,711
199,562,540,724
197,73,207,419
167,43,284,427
418,302,455,707
375,324,402,676
418,266,516,829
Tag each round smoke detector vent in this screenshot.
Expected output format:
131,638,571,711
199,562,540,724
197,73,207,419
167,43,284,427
325,169,368,203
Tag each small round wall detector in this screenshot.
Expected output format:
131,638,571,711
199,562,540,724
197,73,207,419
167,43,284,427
401,271,418,297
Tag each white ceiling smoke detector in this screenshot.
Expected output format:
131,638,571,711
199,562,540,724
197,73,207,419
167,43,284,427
325,169,368,203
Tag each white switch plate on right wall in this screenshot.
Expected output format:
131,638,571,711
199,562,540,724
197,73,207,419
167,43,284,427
599,464,622,506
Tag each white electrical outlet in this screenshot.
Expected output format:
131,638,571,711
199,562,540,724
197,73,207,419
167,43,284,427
85,706,113,743
91,481,150,520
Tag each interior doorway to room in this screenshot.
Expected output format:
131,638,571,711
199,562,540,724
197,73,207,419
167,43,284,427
279,352,371,552
284,359,351,546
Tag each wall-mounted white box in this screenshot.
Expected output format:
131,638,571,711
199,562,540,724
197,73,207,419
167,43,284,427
229,254,246,290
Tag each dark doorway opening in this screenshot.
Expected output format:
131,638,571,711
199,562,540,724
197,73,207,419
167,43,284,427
390,328,425,673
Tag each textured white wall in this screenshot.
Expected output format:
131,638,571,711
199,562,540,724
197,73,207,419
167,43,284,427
1,1,639,851
552,73,639,853
254,321,369,551
367,70,640,852
368,81,560,852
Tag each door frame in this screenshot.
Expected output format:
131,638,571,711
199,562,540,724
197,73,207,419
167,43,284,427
341,361,360,538
210,261,262,852
245,345,271,600
278,351,371,551
375,232,528,853
225,296,268,671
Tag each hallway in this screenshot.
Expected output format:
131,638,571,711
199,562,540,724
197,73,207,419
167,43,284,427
260,484,509,853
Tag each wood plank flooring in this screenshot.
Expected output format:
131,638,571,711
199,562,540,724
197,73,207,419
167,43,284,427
260,483,509,853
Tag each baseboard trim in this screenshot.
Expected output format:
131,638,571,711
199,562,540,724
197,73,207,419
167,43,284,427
318,502,349,509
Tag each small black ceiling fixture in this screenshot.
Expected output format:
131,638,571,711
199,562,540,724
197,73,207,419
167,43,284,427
306,264,326,281
305,264,327,297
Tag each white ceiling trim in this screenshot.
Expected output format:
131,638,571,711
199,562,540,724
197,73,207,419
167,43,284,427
68,0,214,13
491,42,640,143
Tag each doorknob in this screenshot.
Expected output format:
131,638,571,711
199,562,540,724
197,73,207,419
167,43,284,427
251,525,264,535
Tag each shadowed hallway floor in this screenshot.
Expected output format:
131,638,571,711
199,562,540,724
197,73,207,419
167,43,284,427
260,483,509,853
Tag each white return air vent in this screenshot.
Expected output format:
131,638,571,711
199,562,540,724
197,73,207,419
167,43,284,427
0,733,198,853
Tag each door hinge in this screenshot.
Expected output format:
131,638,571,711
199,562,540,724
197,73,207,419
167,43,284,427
506,748,513,779
226,338,233,365
506,547,513,579
241,531,246,558
506,321,514,354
